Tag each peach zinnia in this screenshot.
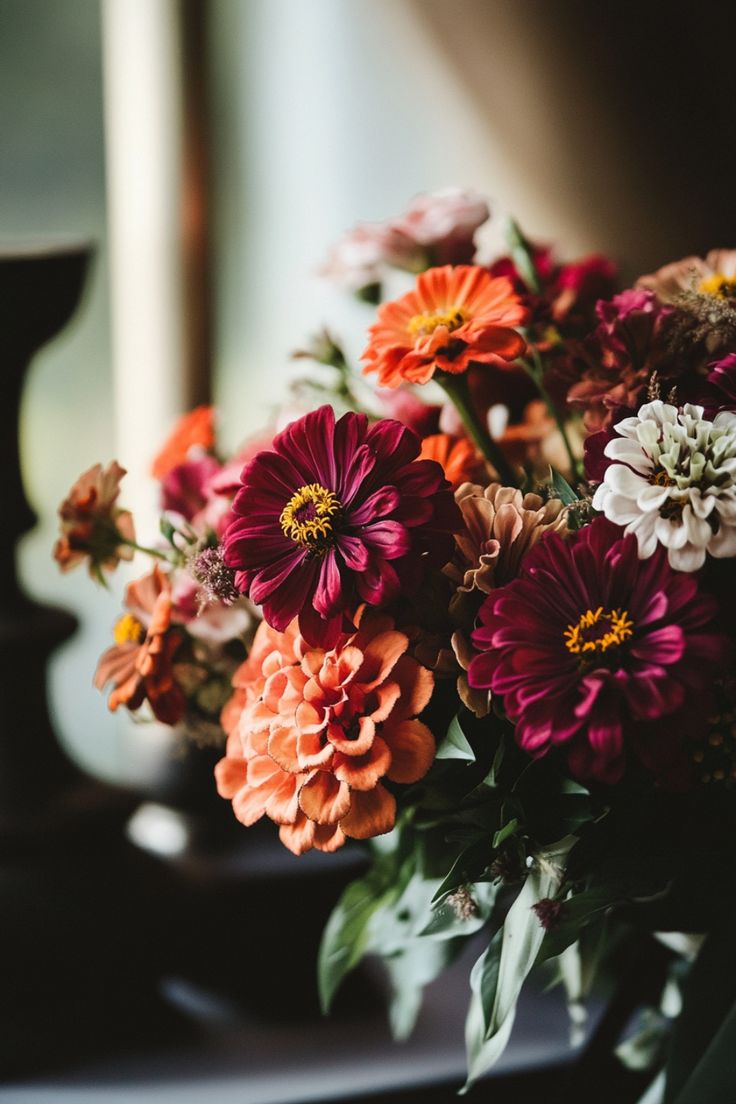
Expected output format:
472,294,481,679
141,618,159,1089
362,265,527,388
215,609,436,854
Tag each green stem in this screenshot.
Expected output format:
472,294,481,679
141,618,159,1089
436,372,520,488
121,537,170,562
521,349,581,482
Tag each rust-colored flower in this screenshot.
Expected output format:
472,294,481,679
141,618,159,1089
151,406,215,480
444,483,569,716
215,609,436,854
362,265,527,388
53,461,135,578
94,566,186,724
419,433,486,489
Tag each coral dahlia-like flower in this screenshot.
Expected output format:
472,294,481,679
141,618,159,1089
362,265,527,388
592,401,736,571
223,405,462,648
215,610,436,854
419,433,485,489
53,461,135,579
94,565,186,724
468,518,726,784
151,406,215,480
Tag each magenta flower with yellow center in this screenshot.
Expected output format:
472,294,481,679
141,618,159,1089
223,405,462,648
468,518,727,784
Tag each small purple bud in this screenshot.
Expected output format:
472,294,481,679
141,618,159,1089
191,546,239,606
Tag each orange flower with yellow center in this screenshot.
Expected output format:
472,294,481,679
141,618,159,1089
362,265,528,388
215,609,436,855
94,565,186,724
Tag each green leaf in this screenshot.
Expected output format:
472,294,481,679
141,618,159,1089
461,836,577,1091
318,874,394,1013
159,516,177,544
549,466,580,506
505,218,542,294
420,881,498,940
492,817,520,849
435,715,475,762
384,940,458,1040
672,999,736,1103
431,836,493,903
664,926,736,1103
536,886,616,964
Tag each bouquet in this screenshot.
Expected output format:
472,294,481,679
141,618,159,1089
55,189,736,1099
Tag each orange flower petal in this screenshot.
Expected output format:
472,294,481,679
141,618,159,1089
264,772,301,825
333,735,391,792
214,755,247,799
383,718,436,783
279,813,316,855
340,784,396,840
246,754,282,787
231,784,269,827
327,716,376,757
390,655,435,720
312,823,346,853
357,630,409,689
296,728,334,769
151,405,215,480
295,698,327,734
268,725,300,771
298,771,351,825
368,681,402,723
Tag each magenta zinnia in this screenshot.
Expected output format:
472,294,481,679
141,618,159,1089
468,518,727,784
223,405,462,647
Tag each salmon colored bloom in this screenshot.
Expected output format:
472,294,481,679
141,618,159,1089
215,610,436,854
94,566,186,724
152,406,215,480
361,265,527,388
419,433,485,489
53,461,135,579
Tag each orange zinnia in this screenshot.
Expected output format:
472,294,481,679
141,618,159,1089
215,609,436,855
94,565,186,724
419,433,485,489
362,265,527,388
152,406,216,480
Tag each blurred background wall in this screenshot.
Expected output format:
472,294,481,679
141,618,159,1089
2,0,734,778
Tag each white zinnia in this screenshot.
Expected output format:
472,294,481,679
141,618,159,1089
592,400,736,571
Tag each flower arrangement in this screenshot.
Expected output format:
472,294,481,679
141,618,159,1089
56,190,736,1097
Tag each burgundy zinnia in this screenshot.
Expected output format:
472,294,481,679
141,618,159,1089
468,518,727,784
223,405,462,647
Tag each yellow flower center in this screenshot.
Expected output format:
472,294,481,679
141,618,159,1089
280,483,341,549
114,612,145,646
651,469,674,487
699,273,736,300
564,606,634,657
407,306,468,339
